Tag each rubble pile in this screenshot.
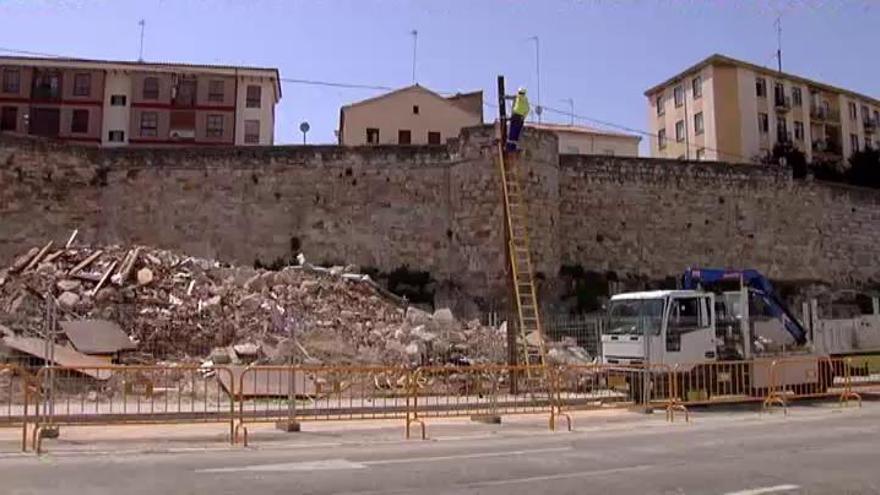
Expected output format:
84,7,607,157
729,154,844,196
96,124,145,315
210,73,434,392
0,237,506,366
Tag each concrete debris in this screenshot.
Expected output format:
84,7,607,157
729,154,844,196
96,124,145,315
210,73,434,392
136,267,154,286
57,291,80,308
0,240,506,366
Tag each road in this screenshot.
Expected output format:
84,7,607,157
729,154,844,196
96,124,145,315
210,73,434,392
1,402,879,494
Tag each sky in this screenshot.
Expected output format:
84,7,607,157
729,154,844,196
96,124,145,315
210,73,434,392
1,0,878,151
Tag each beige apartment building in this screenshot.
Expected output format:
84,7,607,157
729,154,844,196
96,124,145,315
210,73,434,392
0,56,280,147
527,122,640,156
338,85,483,145
645,54,880,164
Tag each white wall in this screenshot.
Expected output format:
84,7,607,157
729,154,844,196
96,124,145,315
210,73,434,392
235,76,276,146
101,70,131,147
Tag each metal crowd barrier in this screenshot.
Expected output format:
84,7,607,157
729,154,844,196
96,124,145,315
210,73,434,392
10,356,880,452
30,365,236,453
0,364,36,452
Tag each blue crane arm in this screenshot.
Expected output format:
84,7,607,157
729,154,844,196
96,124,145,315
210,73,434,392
682,268,807,346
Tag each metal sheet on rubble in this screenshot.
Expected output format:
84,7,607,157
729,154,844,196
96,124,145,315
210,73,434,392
1,335,111,380
60,319,137,355
218,366,317,397
61,320,137,354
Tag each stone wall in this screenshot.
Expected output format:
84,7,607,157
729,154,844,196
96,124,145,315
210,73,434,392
2,127,879,314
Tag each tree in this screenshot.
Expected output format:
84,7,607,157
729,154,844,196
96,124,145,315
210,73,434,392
846,148,880,188
766,141,808,179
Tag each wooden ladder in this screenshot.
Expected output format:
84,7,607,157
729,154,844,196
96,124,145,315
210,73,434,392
496,141,547,368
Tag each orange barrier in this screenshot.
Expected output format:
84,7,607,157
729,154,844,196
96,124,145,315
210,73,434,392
31,365,236,453
234,365,411,446
0,364,36,452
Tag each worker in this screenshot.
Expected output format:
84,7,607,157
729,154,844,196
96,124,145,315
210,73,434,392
506,87,530,151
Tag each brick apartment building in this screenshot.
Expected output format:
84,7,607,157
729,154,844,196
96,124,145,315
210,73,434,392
0,56,280,147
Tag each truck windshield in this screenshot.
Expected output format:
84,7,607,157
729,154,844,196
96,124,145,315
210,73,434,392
606,298,665,335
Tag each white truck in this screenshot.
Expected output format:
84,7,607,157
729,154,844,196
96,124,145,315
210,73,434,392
599,269,851,402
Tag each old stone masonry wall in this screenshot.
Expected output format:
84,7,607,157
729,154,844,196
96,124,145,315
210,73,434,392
2,126,879,311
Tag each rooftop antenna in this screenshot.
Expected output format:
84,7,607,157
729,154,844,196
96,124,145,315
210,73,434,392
774,14,782,72
529,35,542,122
561,98,574,125
137,19,146,62
411,29,418,84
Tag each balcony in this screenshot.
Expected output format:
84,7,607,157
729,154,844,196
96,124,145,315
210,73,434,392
810,105,840,123
812,139,842,156
864,118,877,134
774,94,791,112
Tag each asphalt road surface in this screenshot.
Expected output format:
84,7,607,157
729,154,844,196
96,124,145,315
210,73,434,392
2,403,880,494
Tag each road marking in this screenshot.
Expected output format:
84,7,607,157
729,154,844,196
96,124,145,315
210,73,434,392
194,446,572,474
463,464,657,487
197,459,368,473
364,446,572,465
723,485,800,495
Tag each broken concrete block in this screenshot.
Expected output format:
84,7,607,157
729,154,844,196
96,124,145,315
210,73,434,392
404,342,422,356
209,347,232,364
406,307,432,326
411,325,437,342
56,279,81,292
433,308,455,326
57,291,80,308
233,343,260,357
136,268,154,286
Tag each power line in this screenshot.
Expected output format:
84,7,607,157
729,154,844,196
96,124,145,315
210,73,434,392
279,77,394,91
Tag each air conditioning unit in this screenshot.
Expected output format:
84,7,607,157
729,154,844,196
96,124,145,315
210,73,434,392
169,129,195,140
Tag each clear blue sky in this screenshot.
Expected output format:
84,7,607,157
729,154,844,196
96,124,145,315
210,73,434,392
1,0,877,150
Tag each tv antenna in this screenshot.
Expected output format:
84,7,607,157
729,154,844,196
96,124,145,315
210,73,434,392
138,19,146,62
774,14,782,72
411,29,418,84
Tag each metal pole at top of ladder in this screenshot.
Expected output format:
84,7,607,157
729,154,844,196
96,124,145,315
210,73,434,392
495,75,547,371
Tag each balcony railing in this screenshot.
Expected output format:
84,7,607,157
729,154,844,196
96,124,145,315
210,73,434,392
810,105,840,122
864,118,877,133
812,139,842,155
31,86,61,101
774,94,791,111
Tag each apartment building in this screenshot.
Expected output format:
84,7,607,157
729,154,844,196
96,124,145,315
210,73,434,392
338,85,483,145
645,54,880,164
527,122,640,156
0,56,280,147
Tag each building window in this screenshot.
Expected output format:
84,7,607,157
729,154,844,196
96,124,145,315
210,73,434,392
658,128,667,149
73,73,91,97
208,80,225,102
692,76,702,99
0,106,16,131
428,131,441,144
32,70,61,100
773,82,785,103
794,121,804,141
2,69,20,93
71,109,89,133
398,129,411,144
675,120,684,142
861,105,869,123
366,128,379,144
696,148,705,161
206,114,224,138
694,112,704,135
140,112,158,137
874,110,879,125
674,85,684,107
776,119,788,142
756,77,766,98
143,77,159,99
244,119,260,144
851,133,859,151
758,112,769,134
655,95,664,116
246,85,261,108
849,101,857,120
792,87,802,107
110,94,127,106
108,130,125,142
412,105,419,115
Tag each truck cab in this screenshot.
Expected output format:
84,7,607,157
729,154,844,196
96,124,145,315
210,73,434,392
602,290,717,367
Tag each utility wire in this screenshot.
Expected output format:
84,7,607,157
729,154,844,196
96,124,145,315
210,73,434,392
0,45,757,161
